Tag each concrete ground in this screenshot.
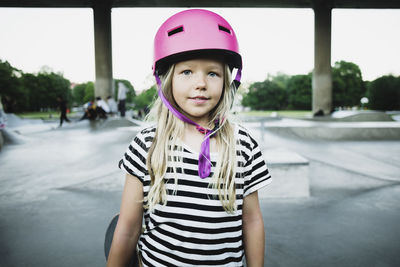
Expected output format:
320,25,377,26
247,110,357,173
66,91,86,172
0,115,399,267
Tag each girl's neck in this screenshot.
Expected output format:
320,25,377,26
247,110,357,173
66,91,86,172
183,123,219,153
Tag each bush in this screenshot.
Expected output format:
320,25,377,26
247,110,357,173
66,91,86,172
367,75,400,110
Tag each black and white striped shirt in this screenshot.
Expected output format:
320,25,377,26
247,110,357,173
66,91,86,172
119,124,271,266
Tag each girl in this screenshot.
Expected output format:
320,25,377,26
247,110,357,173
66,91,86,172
107,9,272,267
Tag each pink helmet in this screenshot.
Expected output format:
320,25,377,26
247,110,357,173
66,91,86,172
153,9,242,74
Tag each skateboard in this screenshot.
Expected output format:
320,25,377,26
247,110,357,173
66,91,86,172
104,213,139,267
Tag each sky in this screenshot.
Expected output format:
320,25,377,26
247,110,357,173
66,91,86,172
0,8,399,92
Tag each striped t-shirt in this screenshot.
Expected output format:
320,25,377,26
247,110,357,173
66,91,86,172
119,124,272,266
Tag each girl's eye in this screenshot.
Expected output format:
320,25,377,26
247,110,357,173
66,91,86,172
209,72,219,78
182,70,192,75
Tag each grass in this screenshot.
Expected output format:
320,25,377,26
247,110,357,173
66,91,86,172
238,110,312,118
16,111,78,120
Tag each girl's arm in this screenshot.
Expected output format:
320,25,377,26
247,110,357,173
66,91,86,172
107,174,144,267
242,191,265,267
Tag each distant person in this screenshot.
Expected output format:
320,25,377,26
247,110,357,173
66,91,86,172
107,96,118,115
117,82,127,117
137,109,143,119
96,97,109,119
79,100,97,121
56,96,70,127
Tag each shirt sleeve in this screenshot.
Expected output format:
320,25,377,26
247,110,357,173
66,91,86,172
243,134,272,197
118,131,149,184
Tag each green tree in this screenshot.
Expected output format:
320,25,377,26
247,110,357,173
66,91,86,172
23,71,71,111
0,60,26,112
21,73,44,111
287,74,312,110
38,71,71,109
367,75,400,110
332,60,365,108
1,60,71,112
83,82,95,103
72,83,87,106
242,79,287,110
134,85,157,111
270,72,290,89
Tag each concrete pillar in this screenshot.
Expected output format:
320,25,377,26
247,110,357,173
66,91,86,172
312,2,332,116
93,1,113,100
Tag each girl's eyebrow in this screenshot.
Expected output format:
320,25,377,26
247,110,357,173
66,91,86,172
209,64,223,69
176,62,194,68
176,62,223,70
207,65,223,71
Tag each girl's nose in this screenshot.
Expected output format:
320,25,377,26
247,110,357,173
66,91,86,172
195,73,207,90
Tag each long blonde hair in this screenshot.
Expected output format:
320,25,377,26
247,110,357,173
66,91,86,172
145,63,238,213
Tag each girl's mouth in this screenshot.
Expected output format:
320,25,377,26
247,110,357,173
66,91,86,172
189,96,209,104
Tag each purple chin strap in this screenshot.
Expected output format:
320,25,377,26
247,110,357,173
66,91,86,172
155,69,242,178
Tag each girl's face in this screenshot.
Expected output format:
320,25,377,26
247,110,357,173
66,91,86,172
172,58,224,126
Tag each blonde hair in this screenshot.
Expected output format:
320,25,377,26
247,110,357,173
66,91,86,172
145,63,238,213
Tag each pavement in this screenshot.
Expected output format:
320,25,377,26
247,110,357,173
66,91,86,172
0,113,400,267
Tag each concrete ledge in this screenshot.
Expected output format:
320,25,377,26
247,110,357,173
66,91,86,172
259,147,310,198
258,118,400,140
267,122,400,140
315,110,394,122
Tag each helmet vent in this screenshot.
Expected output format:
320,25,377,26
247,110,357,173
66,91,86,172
168,26,184,36
218,25,231,34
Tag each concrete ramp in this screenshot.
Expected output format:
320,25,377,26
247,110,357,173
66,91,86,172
97,117,140,130
330,110,394,122
4,113,45,128
259,147,310,198
261,118,400,140
0,128,28,145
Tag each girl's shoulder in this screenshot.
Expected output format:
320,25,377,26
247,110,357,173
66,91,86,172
137,124,157,136
130,124,157,150
232,123,260,150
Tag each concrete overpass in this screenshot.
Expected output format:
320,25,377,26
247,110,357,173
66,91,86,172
2,0,400,116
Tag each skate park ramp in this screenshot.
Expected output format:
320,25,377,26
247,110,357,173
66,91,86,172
321,110,394,122
96,117,140,130
255,111,400,141
0,113,54,145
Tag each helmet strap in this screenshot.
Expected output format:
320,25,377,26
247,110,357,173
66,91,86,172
232,68,242,92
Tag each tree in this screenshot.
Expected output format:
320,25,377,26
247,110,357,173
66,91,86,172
332,60,365,108
83,82,95,103
72,83,88,106
21,73,44,111
134,85,157,111
367,75,400,110
287,74,312,110
242,79,287,110
0,60,26,112
22,71,71,111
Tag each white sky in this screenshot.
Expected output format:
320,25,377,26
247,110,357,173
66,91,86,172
0,8,399,92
